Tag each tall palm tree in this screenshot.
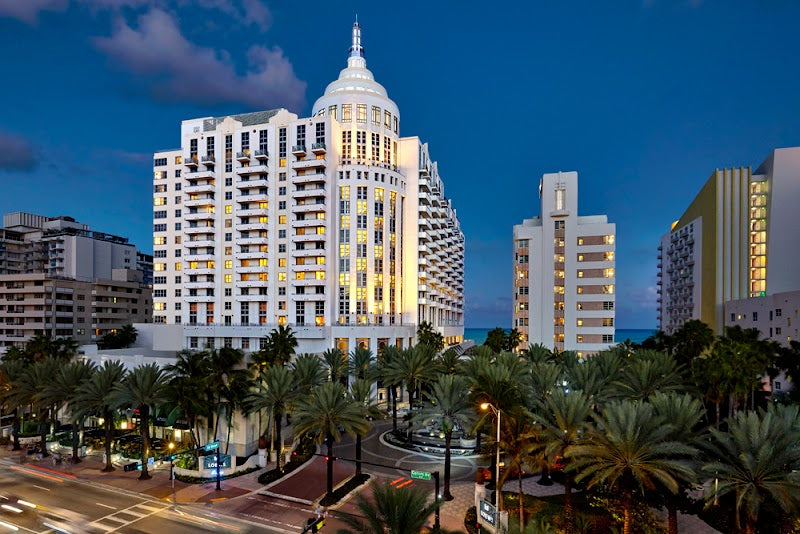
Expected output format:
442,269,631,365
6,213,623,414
435,348,461,376
376,346,402,431
0,359,28,450
291,353,327,397
219,369,254,455
72,360,126,472
413,375,473,500
164,350,211,450
494,405,538,532
41,360,97,462
10,358,59,457
245,365,296,470
322,348,347,384
566,400,695,534
534,389,591,534
522,343,554,364
386,345,437,442
268,325,298,365
703,405,800,534
349,378,383,475
292,382,369,497
110,363,170,480
337,480,440,534
207,347,245,440
649,392,705,534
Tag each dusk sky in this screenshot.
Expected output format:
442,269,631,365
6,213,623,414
1,0,798,329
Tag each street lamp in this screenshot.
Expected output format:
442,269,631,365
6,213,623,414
168,442,176,506
480,402,501,534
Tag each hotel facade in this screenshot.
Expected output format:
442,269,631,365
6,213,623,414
151,22,465,354
657,147,800,334
513,171,616,355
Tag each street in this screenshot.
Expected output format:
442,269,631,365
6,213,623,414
0,460,281,533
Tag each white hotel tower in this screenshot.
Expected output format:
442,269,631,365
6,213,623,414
151,22,465,354
513,172,616,356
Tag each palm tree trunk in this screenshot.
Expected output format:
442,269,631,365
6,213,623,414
444,431,453,500
71,420,81,463
715,401,721,425
12,409,21,451
103,409,114,472
622,489,632,534
326,433,334,497
225,410,232,456
139,405,151,480
667,497,678,534
391,386,397,432
39,415,49,458
564,473,573,534
355,434,362,476
519,469,524,533
275,412,283,471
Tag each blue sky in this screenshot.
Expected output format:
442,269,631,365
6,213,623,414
0,0,798,329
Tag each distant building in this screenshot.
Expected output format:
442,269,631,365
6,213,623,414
150,21,465,353
513,171,616,356
657,147,800,334
0,212,152,350
724,290,800,347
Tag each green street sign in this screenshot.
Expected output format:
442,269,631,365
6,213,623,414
410,470,431,481
204,441,220,451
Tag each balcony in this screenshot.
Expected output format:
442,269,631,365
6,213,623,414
237,208,269,217
236,280,269,288
184,226,215,235
237,193,269,203
185,169,215,179
184,281,215,289
292,247,326,257
236,151,251,162
185,211,215,221
184,197,215,208
237,178,269,189
294,187,326,200
294,158,326,170
292,203,326,214
186,238,215,248
291,218,327,229
237,163,269,175
294,263,326,273
184,253,215,262
238,252,269,260
185,183,216,194
311,142,326,155
252,150,268,162
237,222,270,232
235,266,267,274
294,234,326,243
236,236,269,246
184,267,215,276
184,157,198,168
201,155,216,167
292,144,307,156
292,173,326,185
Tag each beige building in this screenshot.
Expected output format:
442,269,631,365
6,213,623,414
513,171,616,355
0,270,151,349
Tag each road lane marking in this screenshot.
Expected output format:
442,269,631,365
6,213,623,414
95,502,116,510
31,485,50,492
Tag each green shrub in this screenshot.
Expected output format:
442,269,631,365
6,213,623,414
464,506,478,534
319,473,369,506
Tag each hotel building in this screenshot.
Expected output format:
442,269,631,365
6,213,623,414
513,171,616,355
657,147,800,334
151,22,465,354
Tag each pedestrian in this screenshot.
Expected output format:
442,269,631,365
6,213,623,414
314,506,323,519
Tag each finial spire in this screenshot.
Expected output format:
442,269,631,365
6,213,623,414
348,18,365,67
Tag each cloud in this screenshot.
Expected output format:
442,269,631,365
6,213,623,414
94,8,305,111
0,131,37,171
0,0,67,24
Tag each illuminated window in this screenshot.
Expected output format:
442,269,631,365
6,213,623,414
603,284,614,294
154,197,166,206
154,263,166,271
278,316,287,326
342,104,352,121
279,258,286,267
175,263,182,271
224,274,232,283
279,215,287,224
259,259,268,267
296,272,305,280
604,235,615,244
225,205,232,214
315,271,325,280
278,272,286,281
225,260,232,269
154,237,167,245
577,271,584,278
154,302,166,311
259,216,268,224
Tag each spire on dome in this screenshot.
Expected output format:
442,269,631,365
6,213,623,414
347,18,366,68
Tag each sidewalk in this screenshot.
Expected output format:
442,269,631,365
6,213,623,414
264,455,351,504
2,445,265,504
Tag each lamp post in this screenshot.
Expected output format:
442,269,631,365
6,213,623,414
480,402,501,534
168,442,176,506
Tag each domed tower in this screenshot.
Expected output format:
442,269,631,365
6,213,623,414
313,21,411,349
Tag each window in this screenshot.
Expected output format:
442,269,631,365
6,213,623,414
384,110,391,128
776,308,783,317
154,210,167,219
279,127,287,166
154,224,167,232
555,188,565,210
342,104,352,122
776,327,782,335
603,301,614,310
602,334,614,343
753,312,758,321
154,158,167,167
372,106,381,124
328,105,337,120
357,104,367,123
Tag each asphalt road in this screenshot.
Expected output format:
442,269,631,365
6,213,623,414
0,461,281,533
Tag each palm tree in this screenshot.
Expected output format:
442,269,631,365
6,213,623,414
348,346,375,381
417,321,445,352
349,378,383,475
649,392,705,534
435,349,461,376
245,365,296,470
41,360,97,463
110,363,170,480
292,354,327,397
534,389,591,534
522,343,553,364
207,347,245,440
0,359,28,450
10,358,59,457
292,382,369,497
703,405,800,534
322,348,348,384
376,346,402,431
611,351,685,401
386,345,437,442
218,369,254,455
72,360,126,472
164,350,211,450
268,325,298,365
566,400,695,534
413,375,474,500
336,480,440,534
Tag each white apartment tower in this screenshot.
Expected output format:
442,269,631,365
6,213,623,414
152,22,464,353
513,172,616,355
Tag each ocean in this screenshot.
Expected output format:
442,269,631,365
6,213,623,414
464,328,656,346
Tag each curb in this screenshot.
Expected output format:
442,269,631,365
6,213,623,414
378,431,484,460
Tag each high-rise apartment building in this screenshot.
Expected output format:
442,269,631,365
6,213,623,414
513,172,616,355
657,147,800,334
0,212,152,349
152,22,464,353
